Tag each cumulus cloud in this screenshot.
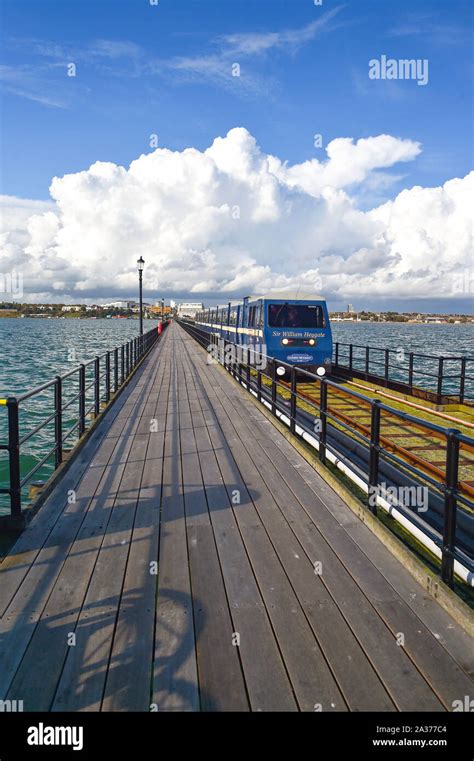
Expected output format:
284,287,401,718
0,127,472,304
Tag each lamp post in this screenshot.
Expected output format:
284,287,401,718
161,298,164,321
137,256,145,335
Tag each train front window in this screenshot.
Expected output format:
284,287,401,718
268,303,325,328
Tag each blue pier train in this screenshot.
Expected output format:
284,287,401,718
194,292,333,377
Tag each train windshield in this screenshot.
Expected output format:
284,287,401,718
268,303,326,329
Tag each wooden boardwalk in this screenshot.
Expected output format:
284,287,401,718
0,322,472,712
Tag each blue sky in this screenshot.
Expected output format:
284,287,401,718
1,0,472,201
0,0,472,313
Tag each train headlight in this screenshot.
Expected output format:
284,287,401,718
308,338,315,346
276,366,286,376
281,338,289,345
316,367,326,376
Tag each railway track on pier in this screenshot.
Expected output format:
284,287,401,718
286,378,474,505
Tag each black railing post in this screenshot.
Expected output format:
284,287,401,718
114,347,118,393
7,397,22,519
105,352,111,403
319,379,328,464
441,429,460,588
234,348,239,382
236,340,242,384
349,344,353,370
365,346,370,375
94,356,100,417
384,348,389,385
368,400,381,515
335,342,339,366
54,376,62,468
257,368,262,403
79,364,86,436
459,357,466,403
126,342,130,377
408,353,414,392
437,357,444,400
290,366,297,435
271,363,277,415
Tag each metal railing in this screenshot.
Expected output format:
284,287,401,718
180,321,474,589
333,342,474,404
0,325,163,526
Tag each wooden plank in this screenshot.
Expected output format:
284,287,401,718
187,523,250,711
179,355,297,712
152,353,200,712
50,350,169,711
202,418,402,711
0,430,135,701
101,373,168,711
179,351,346,712
7,433,149,710
169,359,248,711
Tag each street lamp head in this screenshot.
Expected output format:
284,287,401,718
137,256,145,272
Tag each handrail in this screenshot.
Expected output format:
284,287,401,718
333,341,473,403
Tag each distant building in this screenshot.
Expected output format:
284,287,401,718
61,305,82,312
131,303,151,313
177,302,204,318
102,300,137,309
150,305,173,316
347,304,354,313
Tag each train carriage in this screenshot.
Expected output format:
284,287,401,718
194,292,333,377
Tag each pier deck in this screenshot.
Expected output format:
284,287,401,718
0,322,472,711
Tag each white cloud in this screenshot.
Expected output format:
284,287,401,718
219,7,346,57
0,128,472,304
152,9,347,96
268,134,421,195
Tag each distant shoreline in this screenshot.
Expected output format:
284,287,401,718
0,314,472,325
330,320,473,325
